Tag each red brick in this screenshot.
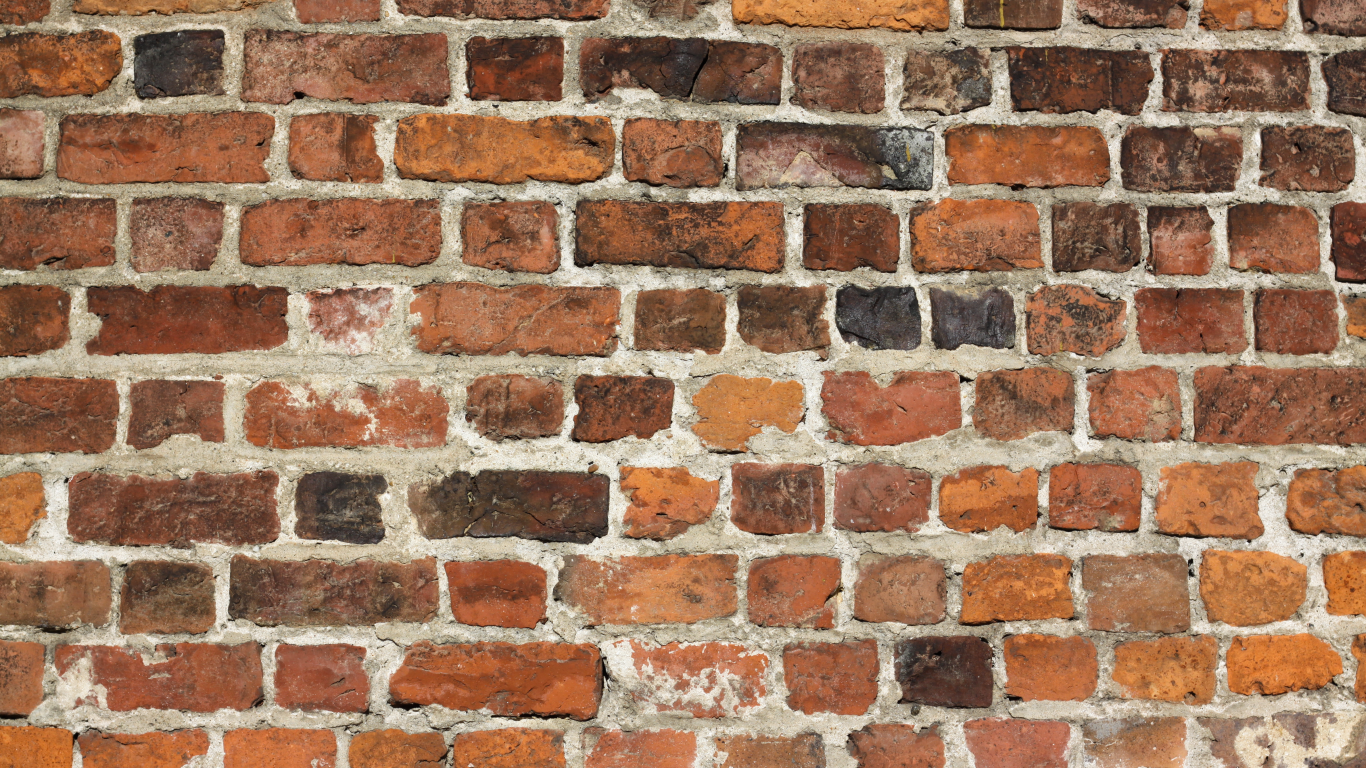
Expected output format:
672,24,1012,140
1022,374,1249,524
1201,550,1306,626
792,42,885,113
0,378,117,455
398,0,604,17
1121,126,1242,192
69,471,277,546
0,32,120,97
1007,47,1152,114
1088,367,1182,441
974,368,1074,441
1053,202,1142,272
1304,0,1366,33
58,113,273,184
408,470,608,543
446,560,546,628
306,287,393,355
0,642,43,717
1083,554,1191,633
0,473,44,545
1004,635,1097,701
0,198,115,270
397,115,612,183
1201,0,1286,27
939,465,1039,533
910,199,1042,272
822,371,961,445
1149,206,1214,275
466,374,563,440
635,289,726,355
224,730,334,768
1226,634,1342,695
275,644,368,713
0,110,43,179
731,463,824,535
1256,289,1338,355
714,735,826,768
572,375,674,442
847,725,945,768
119,561,215,634
608,640,767,718
1156,461,1262,539
1335,202,1366,282
462,202,559,274
350,731,446,768
1082,719,1187,768
0,285,68,358
243,31,448,105
228,557,438,627
1049,464,1142,531
56,643,261,712
244,380,448,449
737,286,829,355
1261,126,1355,191
748,555,840,628
555,555,737,625
834,464,932,532
1287,466,1366,535
86,286,286,355
1324,551,1366,615
586,730,694,768
1026,285,1126,356
240,199,440,267
963,719,1068,768
450,730,564,768
467,36,563,101
288,113,382,183
411,282,619,357
1113,636,1217,703
78,731,209,768
577,200,784,272
622,119,722,187
130,198,223,272
296,0,380,21
853,555,946,625
1195,366,1366,445
961,554,1074,624
1357,637,1366,701
1346,297,1366,339
946,125,1110,187
1135,288,1246,354
389,641,601,719
784,640,878,715
1228,203,1319,273
0,728,70,768
692,41,782,104
0,0,48,24
903,49,991,114
76,0,271,11
127,380,224,450
1163,49,1309,112
804,204,899,272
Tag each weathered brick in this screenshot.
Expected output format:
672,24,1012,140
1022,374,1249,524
784,640,878,715
1261,126,1355,191
853,555,946,624
288,114,383,183
296,0,380,21
1079,0,1188,26
835,464,932,533
910,199,1042,272
579,36,706,100
622,119,722,187
1349,296,1366,339
732,0,948,29
1227,634,1341,695
134,31,223,99
224,730,334,768
450,730,565,768
586,731,695,768
556,554,736,624
1326,52,1366,115
0,378,117,455
1303,0,1366,33
462,201,561,274
714,735,825,768
946,125,1110,187
848,725,945,768
120,561,215,635
1205,715,1366,768
836,286,921,351
964,720,1069,768
804,204,899,272
0,473,45,545
738,285,829,354
1082,719,1186,768
1164,50,1308,112
1156,461,1262,538
86,286,285,355
1112,636,1217,703
1026,285,1126,356
128,380,224,450
447,560,547,628
130,198,223,272
467,36,563,101
466,374,564,440
1256,289,1338,355
822,371,961,445
0,0,48,23
1008,47,1152,114
692,375,803,451
692,41,782,104
902,49,991,114
390,642,601,718
930,287,1016,349
1049,464,1141,531
1121,126,1242,191
732,463,824,534
895,636,993,707
58,113,273,184
229,557,437,627
241,199,440,267
55,643,262,711
576,201,784,272
396,115,612,183
572,375,674,442
294,472,387,544
974,368,1075,441
276,645,368,713
1201,550,1306,626
1053,203,1142,272
621,467,717,540
0,728,70,768
1287,467,1366,535
411,283,619,356
0,642,44,717
965,0,1062,25
78,731,210,768
244,380,447,449
1004,635,1097,701
306,288,392,354
1135,288,1247,354
749,555,840,628
350,730,446,768
608,640,767,717
635,289,725,354
1149,206,1214,275
1083,554,1191,633
1088,367,1182,442
737,123,932,190
398,0,605,17
1335,203,1366,281
1195,366,1366,445
0,198,115,271
0,32,121,97
0,285,68,358
961,554,1074,623
243,31,447,105
1326,552,1366,615
792,42,884,113
76,0,270,12
939,465,1038,533
0,110,43,180
1202,0,1286,26
1229,203,1319,274
409,470,608,543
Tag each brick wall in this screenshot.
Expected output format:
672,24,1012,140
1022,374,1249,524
1,0,1365,764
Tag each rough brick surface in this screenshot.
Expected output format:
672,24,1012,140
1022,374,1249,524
0,197,116,271
1088,367,1182,441
0,110,43,180
823,371,960,445
1008,47,1152,114
1084,554,1191,633
120,561,215,635
58,113,274,184
946,125,1110,187
835,464,932,533
960,554,1074,624
0,378,117,454
409,470,609,543
939,465,1039,533
973,368,1075,441
390,643,601,719
447,560,547,628
0,32,121,97
467,36,563,102
1149,207,1214,275
803,204,899,272
911,199,1042,272
129,198,223,272
229,557,439,626
576,201,784,272
1201,550,1307,626
1004,635,1098,701
1156,462,1263,539
792,43,885,114
854,555,946,625
903,49,991,114
1049,463,1142,531
55,643,262,712
275,645,369,712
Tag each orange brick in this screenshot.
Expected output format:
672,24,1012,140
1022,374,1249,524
1003,635,1098,701
396,115,612,183
692,375,803,451
783,640,879,715
0,472,44,544
946,125,1110,187
939,466,1039,533
349,730,446,768
1200,550,1307,625
822,371,961,445
1324,551,1366,615
1112,636,1217,704
0,641,44,717
748,555,840,628
731,0,949,29
961,554,1073,624
450,730,564,768
585,730,695,768
223,730,335,768
78,731,209,768
0,727,72,768
620,467,718,540
910,199,1042,272
1156,462,1263,539
1226,634,1341,695
556,555,737,625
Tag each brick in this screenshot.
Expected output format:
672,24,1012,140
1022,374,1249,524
78,731,210,768
1156,462,1262,538
0,198,115,270
579,36,707,100
714,735,825,768
575,201,784,272
446,560,547,628
961,554,1073,624
586,731,695,768
1335,203,1366,281
275,644,368,713
665,494,752,549
1088,367,1182,442
1004,635,1097,701
1008,47,1152,114
623,119,722,187
692,375,803,451
1303,0,1366,32
555,554,737,624
748,555,840,628
76,0,270,11
466,375,564,440
1202,0,1286,26
1323,552,1366,615
1149,206,1214,275
306,288,393,354
0,32,121,97
0,110,43,179
1121,126,1242,192
939,465,1039,533
946,125,1109,187
1256,289,1338,355
1083,554,1191,633
1205,715,1366,768
467,37,563,101
911,199,1042,272
0,728,69,768
737,123,932,190
389,642,601,718
853,555,946,624
1163,50,1308,112
0,378,117,455
242,31,447,105
224,730,334,768
835,464,932,533
0,0,48,23
120,561,215,635
847,725,945,768
397,114,612,183
1053,203,1142,272
692,41,782,104
1135,288,1247,354
792,42,884,113
295,472,387,544
1326,52,1366,115
1287,467,1366,535
1026,285,1126,356
836,286,921,351
804,204,899,272
0,642,43,717
0,473,44,544
1079,0,1188,24
635,289,726,354
1227,634,1341,695
55,643,261,711
288,114,383,183
1196,366,1366,445
732,0,948,28
572,375,674,442
229,557,438,626
134,30,223,98
241,199,440,267
973,368,1075,441
731,463,824,534
127,380,225,449
965,0,1062,25
608,640,767,717
1082,719,1186,768
0,285,68,358
738,285,829,354
1113,636,1217,703
823,371,961,446
462,200,562,274
408,470,608,543
929,287,1016,349
244,380,447,449
1261,126,1355,191
784,640,878,715
1201,550,1306,626
1358,639,1366,701
130,198,223,272
450,730,564,768
895,636,993,708
297,0,380,20
902,49,991,114
350,731,445,768
413,283,619,357
1350,296,1366,339
86,286,286,355
965,720,1068,768
58,113,273,184
398,0,605,17
1229,203,1319,273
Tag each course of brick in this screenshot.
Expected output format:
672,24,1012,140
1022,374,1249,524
2,0,1366,764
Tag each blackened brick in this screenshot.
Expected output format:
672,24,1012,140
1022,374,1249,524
295,472,387,544
134,31,224,99
929,287,1015,350
836,286,921,351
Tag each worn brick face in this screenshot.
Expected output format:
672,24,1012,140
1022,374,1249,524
853,555,946,625
555,555,736,624
1201,550,1307,626
1121,126,1242,192
0,110,43,180
127,380,225,449
244,380,448,449
693,375,803,451
964,719,1069,768
784,640,879,715
622,119,723,187
1156,462,1262,539
1026,285,1127,356
731,463,825,534
903,49,991,114
576,201,785,272
1088,367,1182,442
737,123,932,190
55,643,262,711
1229,203,1320,274
78,731,210,768
1008,47,1152,114
1260,126,1355,191
58,113,274,184
229,557,439,627
1084,554,1191,633
895,636,993,707
0,642,44,717
120,561,216,635
946,125,1110,187
929,287,1016,349
0,198,116,271
134,31,223,99
0,285,69,358
466,374,564,440
1053,203,1142,273
288,114,383,183
462,201,559,274
129,198,223,272
396,115,613,184
1004,635,1098,701
390,642,600,718
973,368,1075,441
409,470,609,543
1135,288,1247,354
447,561,547,628
835,464,932,533
0,473,45,545
275,644,368,712
68,471,278,546
1049,463,1142,531
620,467,718,540
1149,206,1214,275
804,204,899,272
1112,636,1217,703
749,555,840,628
467,36,563,101
792,42,885,114
911,199,1042,272
635,289,726,354
939,465,1039,533
1163,49,1309,112
411,283,619,357
609,640,766,718
243,31,449,105
823,371,960,445
0,32,121,97
1255,289,1338,355
960,554,1074,624
0,378,118,455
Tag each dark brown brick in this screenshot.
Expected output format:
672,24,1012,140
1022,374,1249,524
0,285,68,358
1255,290,1339,355
134,30,224,99
128,380,225,449
965,0,1062,26
792,42,885,114
738,286,829,355
634,289,726,354
731,463,825,535
1121,126,1242,192
120,561,215,635
1303,0,1366,34
580,36,706,100
896,636,992,708
295,472,387,544
1053,203,1142,272
288,113,383,183
409,470,609,543
1008,47,1152,114
467,37,563,101
1325,52,1366,116
1135,289,1246,354
1078,0,1188,25
68,471,279,546
902,49,991,114
974,368,1075,441
1149,206,1214,276
0,561,110,629
0,197,115,271
0,377,117,455
1163,50,1309,112
576,201,785,272
1195,366,1366,445
466,374,564,440
130,198,223,272
86,286,288,355
622,119,722,187
572,375,674,442
241,199,441,267
0,0,48,23
229,556,438,626
1261,126,1355,191
242,30,450,105
692,41,782,104
738,122,933,191
803,204,899,272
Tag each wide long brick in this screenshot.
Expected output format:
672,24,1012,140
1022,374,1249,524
1008,47,1153,114
58,113,274,184
242,31,450,104
821,371,961,445
396,114,613,183
0,377,118,454
397,0,606,17
410,282,619,356
0,32,121,97
86,286,288,355
0,198,116,271
228,557,439,626
0,561,110,629
68,471,280,546
575,201,785,272
1121,126,1242,191
945,125,1110,187
731,0,949,29
408,470,609,543
54,643,262,712
1195,366,1366,445
243,380,449,449
389,641,602,719
1163,50,1310,112
556,555,738,625
239,199,442,267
